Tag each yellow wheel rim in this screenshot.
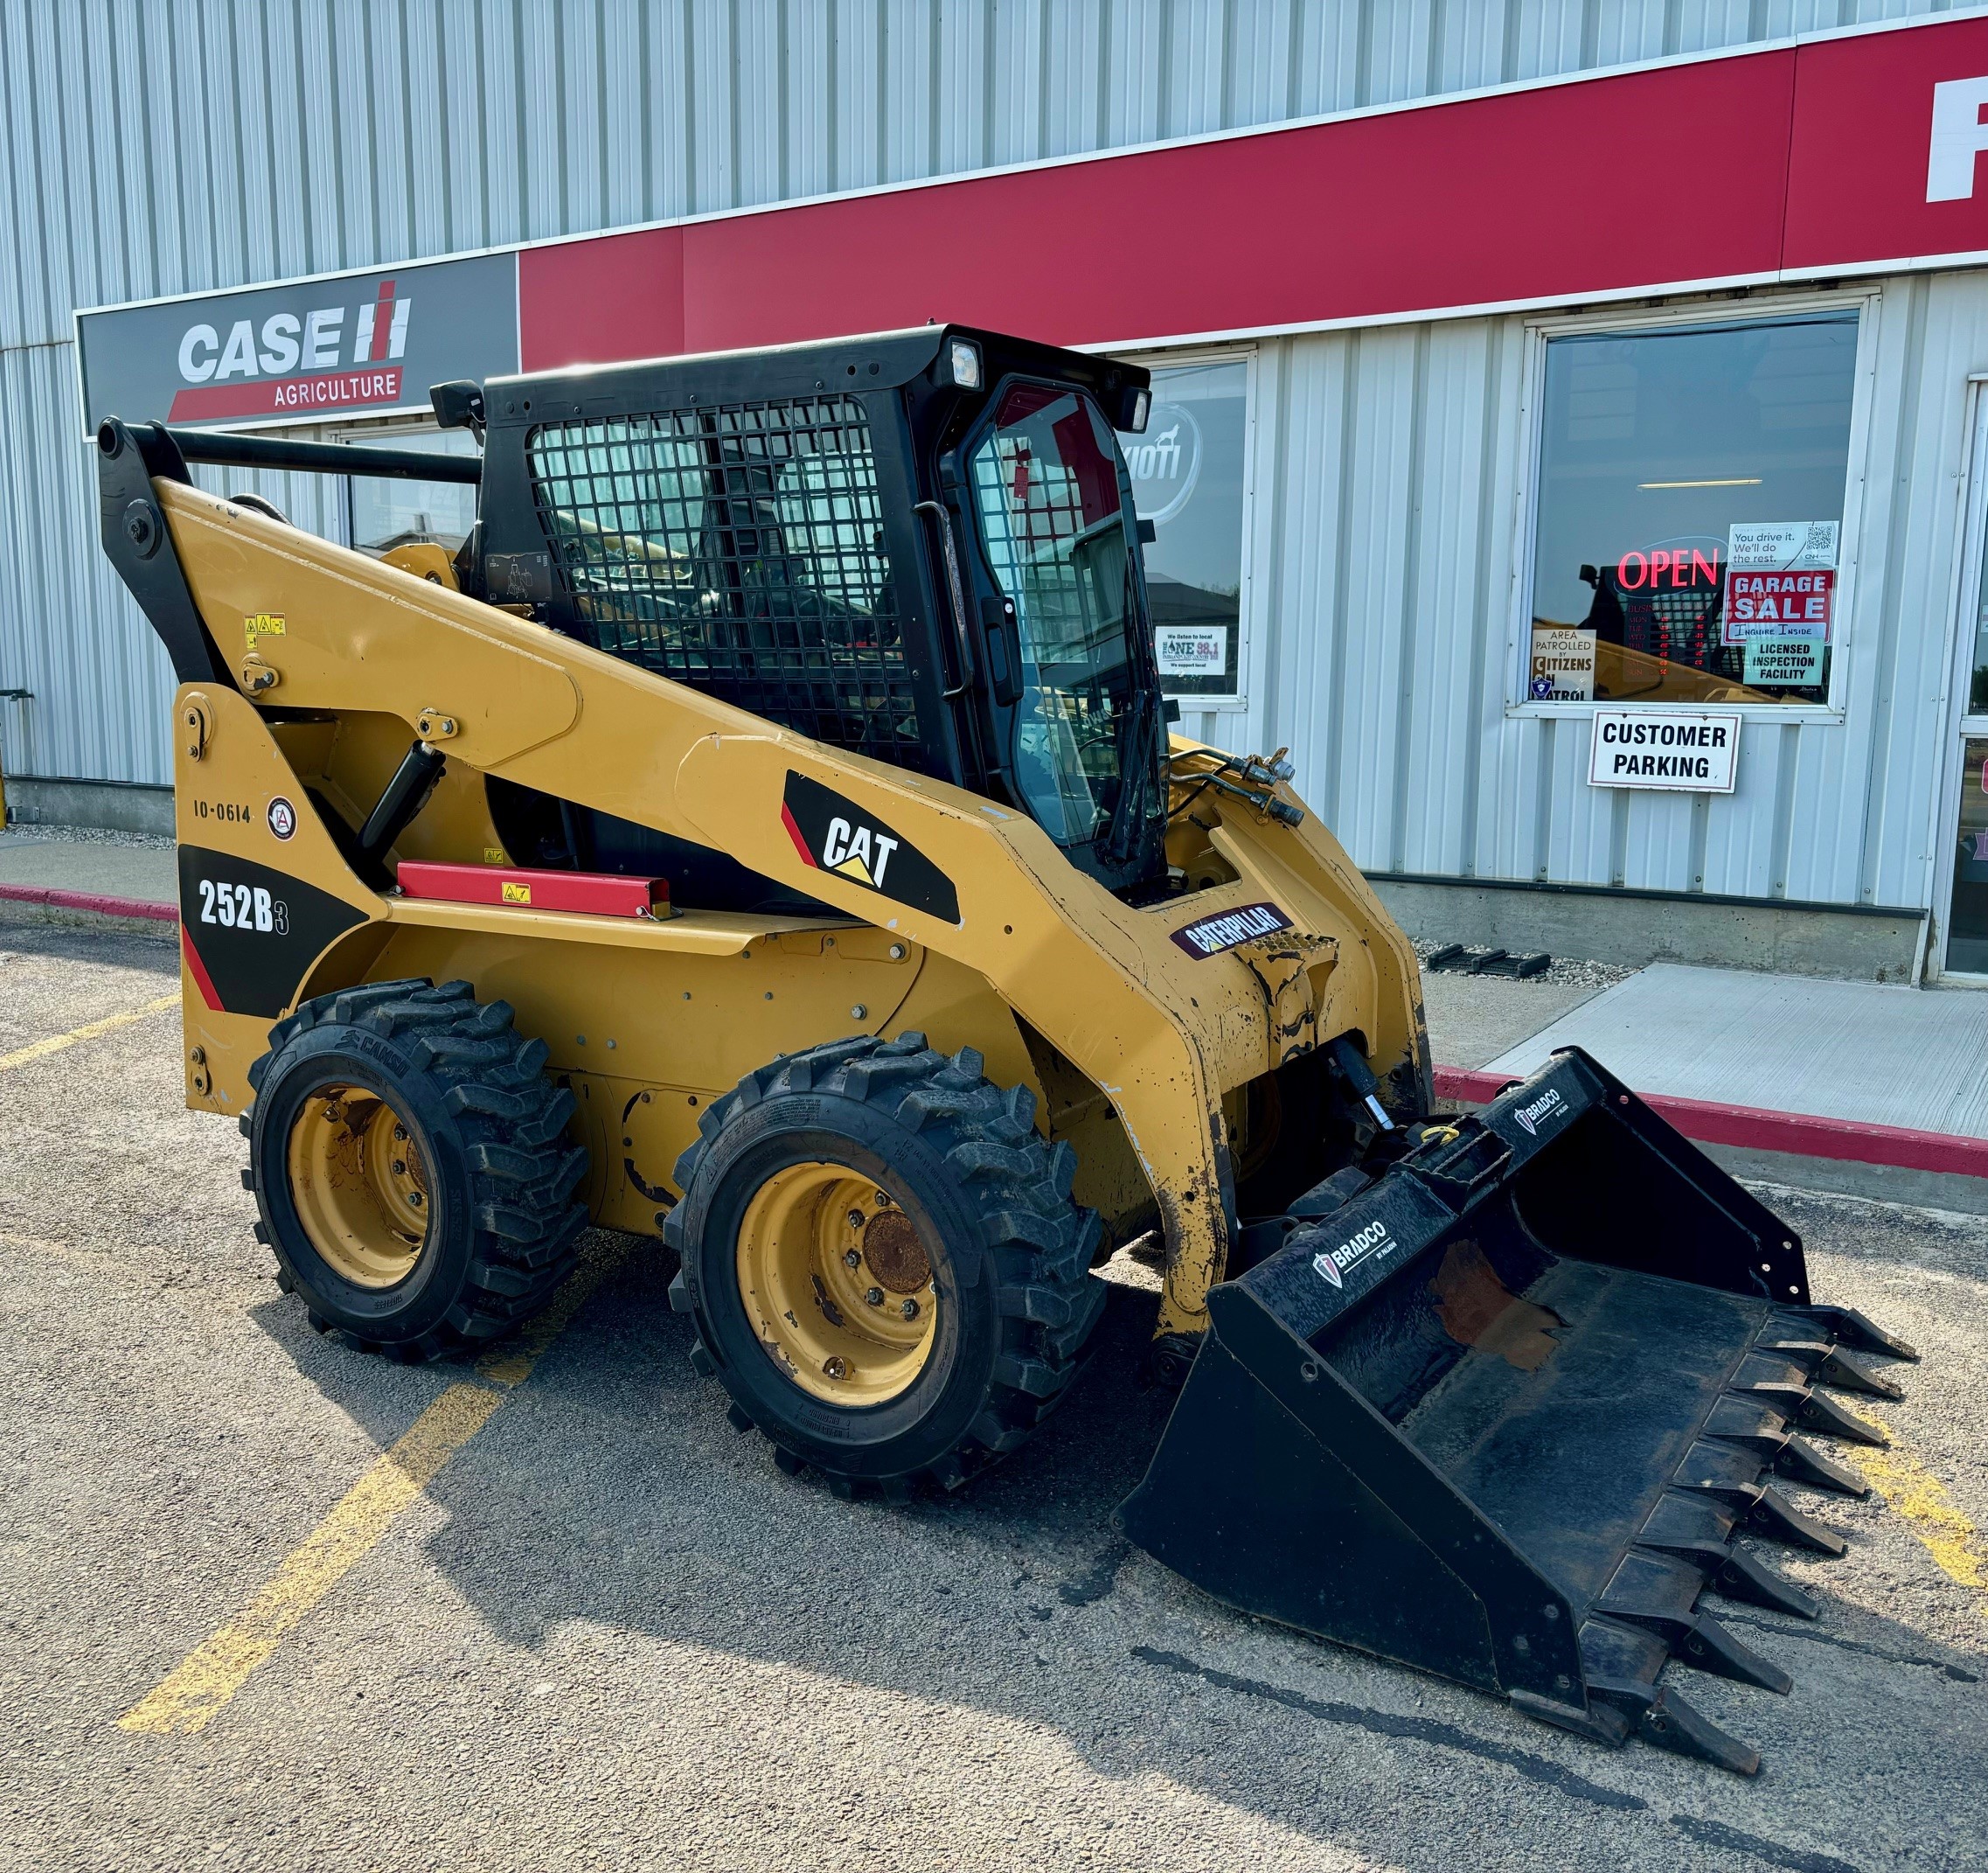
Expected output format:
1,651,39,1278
735,1162,938,1405
286,1083,432,1288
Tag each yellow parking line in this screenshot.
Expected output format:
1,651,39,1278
1841,1412,1987,1614
0,992,177,1075
118,1248,617,1737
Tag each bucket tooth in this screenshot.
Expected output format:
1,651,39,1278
1597,1549,1709,1633
1703,1545,1820,1620
1772,1436,1868,1499
1674,1612,1792,1694
1677,1438,1771,1497
1705,1392,1799,1454
1804,1304,1919,1362
1638,1487,1744,1564
1816,1347,1906,1402
1637,1686,1762,1777
1796,1387,1887,1447
1742,1484,1849,1556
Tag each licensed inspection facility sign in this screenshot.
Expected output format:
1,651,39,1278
1588,708,1741,792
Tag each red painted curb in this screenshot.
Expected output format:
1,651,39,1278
0,882,177,923
1435,1063,1988,1181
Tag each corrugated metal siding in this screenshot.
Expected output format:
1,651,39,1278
0,0,1969,921
1184,268,1988,911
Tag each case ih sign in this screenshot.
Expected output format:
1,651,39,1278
77,252,518,431
75,14,1988,429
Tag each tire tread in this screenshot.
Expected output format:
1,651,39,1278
667,1030,1105,1496
242,976,586,1361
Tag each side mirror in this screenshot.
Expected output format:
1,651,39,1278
1163,698,1182,724
1136,517,1157,546
430,379,486,442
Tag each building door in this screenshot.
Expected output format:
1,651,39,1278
1939,391,1988,980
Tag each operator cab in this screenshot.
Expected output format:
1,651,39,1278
459,325,1170,913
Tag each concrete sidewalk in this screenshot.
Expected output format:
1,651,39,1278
1487,963,1988,1140
1467,962,1988,1211
0,827,176,903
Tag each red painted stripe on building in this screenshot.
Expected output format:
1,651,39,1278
1433,1064,1988,1180
0,881,177,923
517,17,1988,373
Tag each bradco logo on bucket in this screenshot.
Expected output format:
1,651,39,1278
1311,1217,1396,1290
1512,1086,1567,1138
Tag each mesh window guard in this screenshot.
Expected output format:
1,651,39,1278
527,397,924,767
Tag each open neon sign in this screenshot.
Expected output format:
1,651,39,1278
1616,548,1721,589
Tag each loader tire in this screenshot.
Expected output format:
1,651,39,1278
664,1031,1106,1496
242,978,588,1361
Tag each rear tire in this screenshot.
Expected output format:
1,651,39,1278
664,1031,1106,1495
243,978,588,1361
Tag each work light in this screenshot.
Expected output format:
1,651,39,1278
946,338,983,389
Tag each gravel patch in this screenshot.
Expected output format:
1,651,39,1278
1411,937,1632,995
0,823,173,852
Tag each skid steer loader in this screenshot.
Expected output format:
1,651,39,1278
99,323,1914,1773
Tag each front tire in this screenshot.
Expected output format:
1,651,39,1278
664,1032,1106,1495
243,978,588,1361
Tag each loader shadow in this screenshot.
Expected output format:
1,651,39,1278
251,1236,1988,1868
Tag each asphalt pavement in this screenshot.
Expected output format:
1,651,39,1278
3,920,1985,1872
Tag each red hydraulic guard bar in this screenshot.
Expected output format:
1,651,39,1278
395,860,671,919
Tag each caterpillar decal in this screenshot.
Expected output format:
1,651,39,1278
779,771,961,925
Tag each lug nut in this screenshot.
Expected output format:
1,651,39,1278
873,1189,892,1208
392,1159,407,1176
847,1209,866,1231
843,1249,862,1269
393,1124,407,1142
900,1299,920,1321
407,1191,424,1208
823,1356,848,1380
865,1287,885,1307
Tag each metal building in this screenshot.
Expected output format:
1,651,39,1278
8,0,1988,981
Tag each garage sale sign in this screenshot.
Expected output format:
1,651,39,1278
1589,709,1742,792
1723,568,1835,643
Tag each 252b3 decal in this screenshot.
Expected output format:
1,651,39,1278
177,846,367,1019
196,877,288,935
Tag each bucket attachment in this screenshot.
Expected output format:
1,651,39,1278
1121,1048,1916,1774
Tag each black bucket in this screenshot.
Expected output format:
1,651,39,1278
1120,1048,1915,1773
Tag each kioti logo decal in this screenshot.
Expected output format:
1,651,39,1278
1170,901,1293,958
780,772,960,924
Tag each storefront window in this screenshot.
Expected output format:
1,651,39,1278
1526,315,1858,707
1950,738,1988,976
1971,510,1988,718
1118,359,1248,700
345,426,482,557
